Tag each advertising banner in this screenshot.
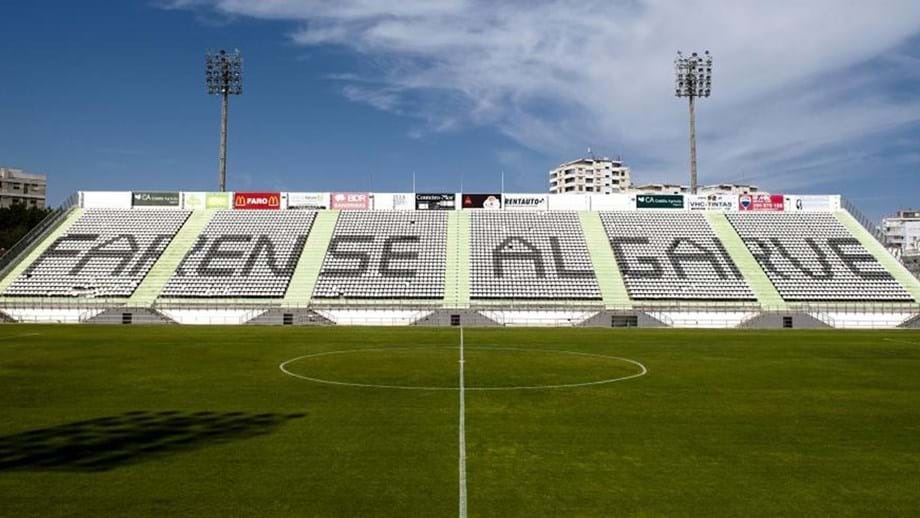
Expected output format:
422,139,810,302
233,192,281,210
330,192,370,210
784,195,835,212
287,192,328,209
370,193,413,211
461,193,502,209
635,194,684,209
206,192,231,209
390,193,414,211
502,193,548,210
182,192,204,210
132,191,180,207
739,193,784,211
416,193,457,210
687,194,735,211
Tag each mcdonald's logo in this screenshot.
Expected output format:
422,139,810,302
234,192,282,210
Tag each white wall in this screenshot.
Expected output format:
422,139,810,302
589,193,633,210
547,194,590,211
81,191,132,209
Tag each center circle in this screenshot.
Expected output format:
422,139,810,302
279,347,646,391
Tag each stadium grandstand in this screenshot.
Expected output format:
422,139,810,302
0,190,917,329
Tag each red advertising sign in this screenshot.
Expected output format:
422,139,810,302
233,192,281,210
330,192,370,210
738,193,784,211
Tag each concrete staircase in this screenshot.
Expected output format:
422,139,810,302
0,208,85,294
706,212,787,310
127,210,214,307
282,210,340,307
835,210,920,303
578,211,631,309
443,211,471,308
899,313,920,328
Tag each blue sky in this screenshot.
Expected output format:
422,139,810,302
1,1,919,220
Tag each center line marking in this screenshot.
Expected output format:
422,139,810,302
458,327,468,518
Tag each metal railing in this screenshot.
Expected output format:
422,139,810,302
1,297,917,313
841,196,886,244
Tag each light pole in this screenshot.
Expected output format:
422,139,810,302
205,49,243,192
675,50,712,194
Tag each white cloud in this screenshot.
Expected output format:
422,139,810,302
169,0,920,190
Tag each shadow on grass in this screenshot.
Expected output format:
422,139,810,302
0,410,304,472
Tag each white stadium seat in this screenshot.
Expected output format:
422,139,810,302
4,209,190,298
313,211,447,299
726,213,912,301
599,211,754,300
162,210,316,298
470,211,601,300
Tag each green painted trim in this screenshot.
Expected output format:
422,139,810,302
0,208,85,293
835,210,920,302
128,210,215,306
706,212,787,310
282,210,340,307
443,211,470,308
578,211,632,309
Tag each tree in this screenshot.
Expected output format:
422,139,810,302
0,204,52,254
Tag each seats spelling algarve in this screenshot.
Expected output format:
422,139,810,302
599,211,754,300
469,211,601,300
3,209,190,298
161,210,315,298
726,212,912,302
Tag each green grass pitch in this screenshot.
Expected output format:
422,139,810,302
1,325,919,516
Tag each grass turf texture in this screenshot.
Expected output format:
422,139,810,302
0,326,918,516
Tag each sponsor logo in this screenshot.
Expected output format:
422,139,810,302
132,191,180,207
287,193,328,209
688,194,734,211
636,194,684,209
330,192,370,210
234,192,281,210
416,193,456,210
205,193,231,209
462,193,502,209
738,193,784,211
503,195,548,209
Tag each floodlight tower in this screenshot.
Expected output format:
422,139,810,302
674,50,712,194
205,49,243,192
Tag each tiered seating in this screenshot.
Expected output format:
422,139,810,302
3,209,190,298
313,211,446,298
726,213,912,301
161,211,315,298
599,211,753,300
470,212,600,299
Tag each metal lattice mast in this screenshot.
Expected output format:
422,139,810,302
205,49,243,192
675,50,712,194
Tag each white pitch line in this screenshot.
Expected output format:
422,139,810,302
279,346,648,391
458,327,468,518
